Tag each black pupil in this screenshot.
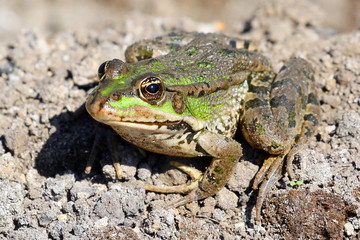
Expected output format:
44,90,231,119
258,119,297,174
146,83,160,93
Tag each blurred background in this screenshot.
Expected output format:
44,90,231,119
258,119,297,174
0,0,359,44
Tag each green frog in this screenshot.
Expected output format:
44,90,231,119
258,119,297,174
85,32,319,221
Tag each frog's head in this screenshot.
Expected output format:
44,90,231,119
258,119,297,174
86,59,190,130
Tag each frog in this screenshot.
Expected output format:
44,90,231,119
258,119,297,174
85,32,320,221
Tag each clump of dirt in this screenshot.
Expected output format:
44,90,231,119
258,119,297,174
263,189,357,239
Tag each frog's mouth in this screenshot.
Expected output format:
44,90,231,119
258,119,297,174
100,120,193,138
105,120,191,131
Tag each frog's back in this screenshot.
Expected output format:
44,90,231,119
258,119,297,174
125,32,269,138
157,36,252,138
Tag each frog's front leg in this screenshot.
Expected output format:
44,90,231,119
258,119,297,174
85,125,123,179
145,130,242,207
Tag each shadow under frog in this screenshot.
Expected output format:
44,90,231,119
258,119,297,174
34,103,214,183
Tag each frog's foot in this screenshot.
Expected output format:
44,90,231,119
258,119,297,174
253,154,285,222
144,161,203,194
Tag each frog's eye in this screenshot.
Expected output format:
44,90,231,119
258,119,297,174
98,61,108,80
98,59,128,81
139,76,165,103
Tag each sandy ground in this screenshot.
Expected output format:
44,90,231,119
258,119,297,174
0,0,359,239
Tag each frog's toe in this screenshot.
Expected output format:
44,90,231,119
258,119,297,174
169,160,203,180
112,161,122,179
144,160,203,194
165,188,205,208
253,155,282,189
254,155,284,221
144,180,199,194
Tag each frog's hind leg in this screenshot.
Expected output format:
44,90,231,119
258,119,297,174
253,154,286,222
144,161,203,194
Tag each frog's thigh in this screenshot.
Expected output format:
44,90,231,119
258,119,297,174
241,57,314,154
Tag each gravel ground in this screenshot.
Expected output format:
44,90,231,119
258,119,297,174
0,0,359,239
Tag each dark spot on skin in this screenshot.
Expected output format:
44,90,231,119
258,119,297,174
272,78,291,89
195,143,208,155
307,92,319,105
204,82,210,88
167,122,190,131
178,140,185,144
215,126,224,135
271,95,291,108
198,90,205,97
304,126,312,137
287,109,297,128
99,102,104,109
245,98,269,110
229,40,236,48
272,78,303,95
304,113,319,126
271,95,297,127
186,132,197,144
260,75,271,82
248,82,269,95
227,77,233,82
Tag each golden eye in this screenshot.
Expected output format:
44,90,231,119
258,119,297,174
139,76,165,104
